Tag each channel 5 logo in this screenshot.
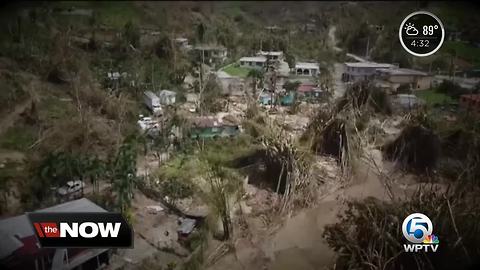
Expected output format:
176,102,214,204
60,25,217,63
402,213,439,252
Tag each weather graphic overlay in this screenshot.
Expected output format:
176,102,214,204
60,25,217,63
399,11,445,57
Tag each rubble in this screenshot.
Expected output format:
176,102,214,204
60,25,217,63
146,205,164,214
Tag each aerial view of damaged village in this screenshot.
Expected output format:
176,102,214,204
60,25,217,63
1,1,480,270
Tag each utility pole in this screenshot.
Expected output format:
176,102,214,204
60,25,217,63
260,36,263,52
198,49,205,116
171,31,176,76
365,35,370,60
151,62,155,92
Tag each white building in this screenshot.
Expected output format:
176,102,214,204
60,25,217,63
143,91,163,115
239,56,267,69
107,71,121,81
174,37,188,47
158,90,176,105
216,71,245,96
294,62,320,76
343,62,397,82
257,51,284,62
194,44,228,63
174,37,192,51
375,68,432,91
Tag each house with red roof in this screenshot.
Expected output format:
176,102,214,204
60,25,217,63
459,94,480,114
0,198,111,270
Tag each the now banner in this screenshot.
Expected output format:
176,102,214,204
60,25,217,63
27,212,133,248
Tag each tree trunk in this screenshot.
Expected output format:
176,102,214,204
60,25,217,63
221,212,231,240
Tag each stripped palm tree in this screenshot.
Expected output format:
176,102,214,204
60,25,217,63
110,137,137,215
247,68,264,98
261,124,316,212
202,162,242,240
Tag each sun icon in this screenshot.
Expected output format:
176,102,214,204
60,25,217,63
404,23,419,36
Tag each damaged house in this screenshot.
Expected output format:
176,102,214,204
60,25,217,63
375,68,432,92
193,44,228,65
0,198,111,270
189,116,240,139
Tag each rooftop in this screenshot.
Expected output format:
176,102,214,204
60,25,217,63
158,89,176,96
392,94,425,107
344,62,396,68
144,91,159,99
265,25,282,30
297,84,316,93
194,44,226,51
257,51,283,56
461,94,480,101
0,198,106,259
191,116,237,128
240,56,267,63
377,68,429,76
295,62,320,69
174,38,188,42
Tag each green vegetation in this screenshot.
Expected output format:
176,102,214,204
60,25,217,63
0,160,25,214
246,68,264,97
40,96,76,121
1,3,480,269
157,135,258,181
416,89,455,106
0,125,37,152
94,2,143,28
0,77,28,115
110,136,138,217
52,1,143,28
222,64,251,77
444,41,480,66
324,188,480,270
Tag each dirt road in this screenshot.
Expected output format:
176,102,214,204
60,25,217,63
328,26,342,53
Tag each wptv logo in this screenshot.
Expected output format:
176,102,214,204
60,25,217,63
402,213,439,253
27,212,133,248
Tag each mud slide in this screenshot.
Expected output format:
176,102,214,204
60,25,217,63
264,149,407,270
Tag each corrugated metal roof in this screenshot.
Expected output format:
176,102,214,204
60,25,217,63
192,116,238,128
144,91,159,99
194,44,226,51
295,62,319,69
298,84,316,93
344,62,395,68
0,198,107,259
377,68,428,76
158,90,176,97
257,51,283,56
37,198,107,213
461,94,480,101
174,38,188,42
191,116,218,128
240,56,267,62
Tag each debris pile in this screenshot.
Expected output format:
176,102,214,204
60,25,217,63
383,125,440,172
